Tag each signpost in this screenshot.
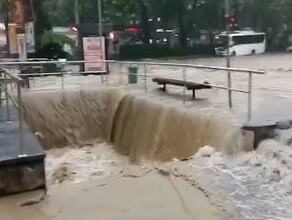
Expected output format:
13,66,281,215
98,0,103,36
25,22,35,53
17,33,27,60
8,25,18,54
83,36,106,73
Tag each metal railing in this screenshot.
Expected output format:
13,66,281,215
0,68,25,157
2,59,264,116
0,59,264,155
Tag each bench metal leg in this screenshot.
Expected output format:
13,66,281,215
161,84,166,92
192,90,196,99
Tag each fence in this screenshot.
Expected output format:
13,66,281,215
0,59,264,156
0,68,24,157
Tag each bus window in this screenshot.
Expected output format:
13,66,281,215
232,34,265,45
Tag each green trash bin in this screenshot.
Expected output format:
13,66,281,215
128,66,138,84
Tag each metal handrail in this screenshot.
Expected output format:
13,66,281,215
0,68,22,81
1,60,262,117
0,60,264,74
0,59,264,157
14,71,250,94
0,67,24,157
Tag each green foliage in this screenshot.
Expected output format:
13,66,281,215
1,0,292,49
43,0,149,26
41,31,75,48
103,0,136,23
43,0,75,26
32,0,52,50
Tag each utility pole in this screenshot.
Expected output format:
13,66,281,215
98,0,103,36
75,0,80,25
225,0,232,108
75,0,84,70
5,0,10,57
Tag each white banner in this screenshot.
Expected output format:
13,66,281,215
17,33,27,60
25,22,35,53
83,36,106,72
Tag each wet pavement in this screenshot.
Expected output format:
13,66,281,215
0,105,44,165
1,53,292,220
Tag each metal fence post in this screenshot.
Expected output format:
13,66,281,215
0,70,2,106
118,62,123,85
227,71,232,108
105,73,109,86
4,73,11,122
144,64,147,93
17,80,24,157
182,67,186,105
248,72,252,120
106,61,109,86
61,62,65,90
101,61,105,84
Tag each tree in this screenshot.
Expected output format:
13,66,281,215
41,31,75,48
43,0,136,26
0,0,9,54
103,0,136,24
43,0,75,26
32,0,52,51
0,0,51,55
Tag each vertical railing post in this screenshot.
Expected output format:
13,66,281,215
105,61,109,86
4,73,11,122
144,64,147,93
227,70,232,108
17,80,24,157
248,72,252,121
101,61,105,84
61,62,65,90
182,67,186,105
118,62,123,85
0,69,2,106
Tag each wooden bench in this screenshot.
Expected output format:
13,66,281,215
152,77,212,98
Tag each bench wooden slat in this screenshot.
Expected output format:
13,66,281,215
152,77,212,89
152,77,212,99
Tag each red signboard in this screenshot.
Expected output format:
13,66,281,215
9,0,25,27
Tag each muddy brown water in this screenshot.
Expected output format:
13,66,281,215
21,88,249,163
2,54,292,220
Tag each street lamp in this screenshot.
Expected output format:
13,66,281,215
75,0,80,24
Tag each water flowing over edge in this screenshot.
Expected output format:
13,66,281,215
21,88,261,219
21,88,248,162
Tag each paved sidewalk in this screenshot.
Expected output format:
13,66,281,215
0,172,227,220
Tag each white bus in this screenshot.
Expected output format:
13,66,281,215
215,31,266,56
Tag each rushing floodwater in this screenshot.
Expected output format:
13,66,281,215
5,53,292,220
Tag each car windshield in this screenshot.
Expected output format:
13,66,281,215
214,35,228,47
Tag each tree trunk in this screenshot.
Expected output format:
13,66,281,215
139,1,150,45
178,1,186,47
4,0,10,57
29,0,37,56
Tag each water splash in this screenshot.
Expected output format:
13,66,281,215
21,88,246,162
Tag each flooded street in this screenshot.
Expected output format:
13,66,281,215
24,53,292,124
1,53,292,220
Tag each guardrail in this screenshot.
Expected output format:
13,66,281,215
2,59,264,117
0,68,24,157
0,59,264,155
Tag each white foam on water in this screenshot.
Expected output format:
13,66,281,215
14,54,292,219
46,140,127,186
174,138,292,220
